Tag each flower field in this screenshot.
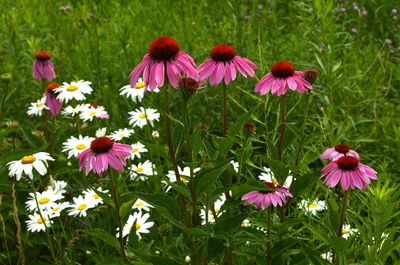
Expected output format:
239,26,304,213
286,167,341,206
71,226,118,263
0,0,399,264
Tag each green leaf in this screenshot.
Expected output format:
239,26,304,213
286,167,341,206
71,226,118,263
232,179,276,198
190,127,202,157
133,251,182,265
214,213,247,233
18,122,43,148
212,136,234,157
330,237,349,251
82,229,120,250
168,180,191,198
97,258,129,265
195,162,229,195
183,227,211,237
227,106,256,136
95,188,115,209
119,199,136,221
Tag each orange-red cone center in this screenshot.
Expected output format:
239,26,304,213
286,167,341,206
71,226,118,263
337,156,359,170
210,44,236,62
271,61,295,78
148,37,180,61
35,51,51,61
91,137,114,154
334,144,350,153
47,83,60,95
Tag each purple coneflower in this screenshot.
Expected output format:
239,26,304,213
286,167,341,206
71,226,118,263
254,61,312,96
129,37,196,91
241,182,292,209
321,156,378,190
44,83,63,116
33,51,56,80
196,44,257,86
77,137,132,177
320,144,360,161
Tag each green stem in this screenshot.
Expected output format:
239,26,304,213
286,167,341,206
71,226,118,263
109,170,126,260
237,135,249,185
334,190,349,263
294,92,311,167
267,207,272,265
49,116,56,155
182,95,197,227
278,95,286,223
31,180,57,263
43,79,48,142
0,80,10,120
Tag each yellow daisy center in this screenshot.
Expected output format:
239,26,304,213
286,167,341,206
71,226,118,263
308,204,317,208
135,223,140,230
39,198,50,204
37,102,44,108
241,223,246,227
119,134,125,137
343,230,349,234
136,202,144,207
180,176,188,182
273,178,280,186
131,148,139,153
135,82,145,89
76,144,87,150
66,85,78,91
139,113,149,119
210,215,215,220
214,208,220,213
93,194,100,199
135,167,143,173
52,207,60,212
89,111,96,116
21,155,36,164
78,204,87,211
37,217,46,224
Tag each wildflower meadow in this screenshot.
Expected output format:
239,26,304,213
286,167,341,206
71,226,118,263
1,0,400,264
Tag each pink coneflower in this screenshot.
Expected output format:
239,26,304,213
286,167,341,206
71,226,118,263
33,51,56,80
254,61,312,96
197,44,258,86
321,156,378,190
129,37,197,91
241,182,293,209
44,83,63,116
77,137,132,177
320,144,360,161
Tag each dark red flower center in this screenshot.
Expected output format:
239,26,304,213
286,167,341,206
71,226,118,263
335,144,350,154
47,83,60,95
35,51,51,61
90,103,99,108
260,182,276,194
90,137,114,154
148,37,180,61
270,61,295,78
337,156,359,170
210,44,236,62
179,77,200,90
243,122,255,131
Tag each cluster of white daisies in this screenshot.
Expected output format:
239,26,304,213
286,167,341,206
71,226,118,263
25,179,107,232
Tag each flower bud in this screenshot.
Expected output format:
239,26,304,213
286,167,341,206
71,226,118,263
304,69,318,83
185,256,191,263
154,250,160,255
1,73,11,80
152,130,159,141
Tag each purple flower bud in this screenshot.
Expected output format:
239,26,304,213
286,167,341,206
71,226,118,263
392,9,398,14
340,7,346,13
385,39,392,45
390,49,394,54
59,6,65,11
351,28,357,33
336,17,340,21
308,8,313,12
65,5,71,10
362,10,367,16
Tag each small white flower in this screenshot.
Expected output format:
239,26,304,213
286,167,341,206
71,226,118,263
129,160,157,181
132,199,154,212
162,166,201,192
46,179,68,195
7,152,54,181
83,187,108,206
299,199,326,215
129,142,148,159
230,160,239,173
342,224,358,239
26,213,51,232
258,167,293,188
128,107,160,128
26,190,64,212
241,219,251,227
185,256,191,263
200,194,226,225
61,104,90,116
120,78,159,103
321,252,332,260
95,127,107,138
62,135,94,159
118,212,154,240
27,97,49,116
68,195,95,217
152,131,159,140
55,80,93,103
109,128,135,141
79,105,109,122
44,202,70,218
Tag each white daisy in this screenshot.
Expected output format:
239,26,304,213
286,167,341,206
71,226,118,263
46,179,68,195
132,199,154,212
119,78,159,103
79,105,109,122
83,187,108,206
61,104,90,116
200,195,226,225
152,131,159,140
200,209,217,224
62,135,94,159
7,152,54,181
342,224,358,239
258,167,293,188
118,212,154,240
129,160,157,181
129,142,148,159
68,195,95,217
299,199,326,215
128,107,160,128
55,80,93,103
27,97,49,116
44,202,70,218
321,252,332,261
229,160,239,173
162,166,201,192
25,190,64,212
241,219,251,227
109,128,135,141
95,127,107,138
26,213,52,232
